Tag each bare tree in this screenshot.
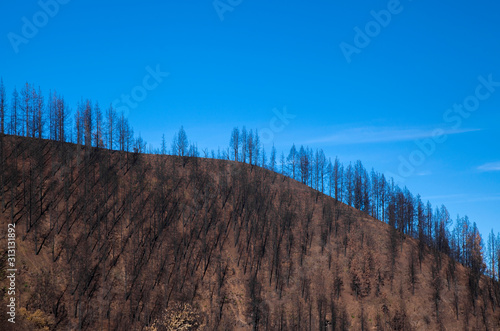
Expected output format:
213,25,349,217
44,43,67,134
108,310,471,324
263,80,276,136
55,94,66,142
134,134,145,153
269,144,276,171
408,248,418,295
229,127,239,161
117,112,127,151
326,159,333,196
333,157,339,200
247,129,254,165
0,78,5,134
94,102,103,148
172,126,188,156
431,255,442,322
261,147,266,168
487,230,497,280
287,144,297,180
48,90,56,140
298,146,309,184
84,99,93,147
253,129,260,165
21,82,32,137
75,105,83,146
106,104,116,150
160,134,167,155
467,222,485,305
240,126,247,163
10,88,20,135
280,151,285,175
33,87,44,139
320,150,326,193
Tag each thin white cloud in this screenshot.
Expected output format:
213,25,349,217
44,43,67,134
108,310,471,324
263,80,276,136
307,126,480,145
477,161,500,172
421,193,465,201
415,171,432,177
448,196,500,204
421,194,500,204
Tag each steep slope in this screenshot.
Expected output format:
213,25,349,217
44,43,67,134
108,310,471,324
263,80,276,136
1,135,499,330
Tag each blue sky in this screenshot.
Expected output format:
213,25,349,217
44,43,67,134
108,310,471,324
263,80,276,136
1,0,499,238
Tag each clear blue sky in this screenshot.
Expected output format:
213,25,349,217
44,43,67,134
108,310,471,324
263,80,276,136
2,0,499,238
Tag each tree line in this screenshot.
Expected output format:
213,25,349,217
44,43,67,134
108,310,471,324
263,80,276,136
0,79,498,282
227,125,498,282
2,80,500,329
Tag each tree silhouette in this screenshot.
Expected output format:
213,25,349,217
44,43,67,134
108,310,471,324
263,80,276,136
229,127,239,161
172,126,189,156
0,78,5,134
10,87,19,135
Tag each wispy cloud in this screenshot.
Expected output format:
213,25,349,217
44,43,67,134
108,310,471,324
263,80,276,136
307,126,480,145
421,193,500,204
448,196,500,204
477,161,500,172
421,193,465,201
415,171,432,177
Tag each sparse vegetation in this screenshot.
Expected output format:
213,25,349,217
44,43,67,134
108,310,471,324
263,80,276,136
1,82,500,329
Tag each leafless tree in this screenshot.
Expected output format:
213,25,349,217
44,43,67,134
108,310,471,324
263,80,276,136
20,82,32,137
0,78,5,134
106,104,117,150
33,87,44,139
10,88,20,135
84,99,93,147
229,127,239,161
94,102,103,148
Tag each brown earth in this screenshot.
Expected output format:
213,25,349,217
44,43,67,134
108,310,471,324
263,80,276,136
1,135,499,330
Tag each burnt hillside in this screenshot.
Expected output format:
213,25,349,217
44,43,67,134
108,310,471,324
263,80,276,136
1,135,500,330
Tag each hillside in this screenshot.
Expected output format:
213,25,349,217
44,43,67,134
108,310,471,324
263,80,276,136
1,134,500,330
